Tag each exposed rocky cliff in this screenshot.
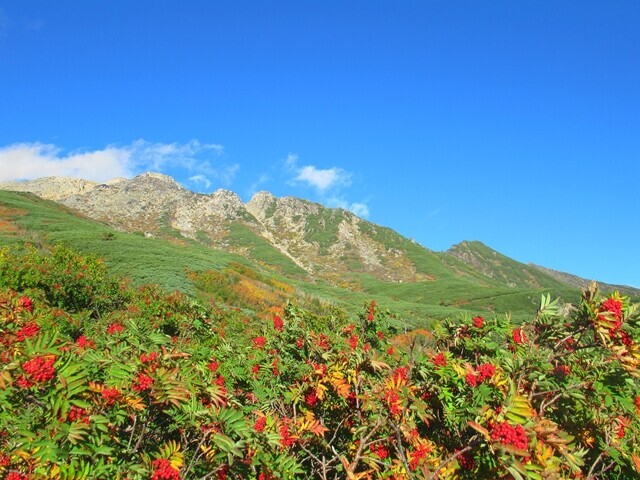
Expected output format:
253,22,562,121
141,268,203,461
0,174,429,282
2,174,638,295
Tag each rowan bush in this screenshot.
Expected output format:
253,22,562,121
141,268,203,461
0,246,638,479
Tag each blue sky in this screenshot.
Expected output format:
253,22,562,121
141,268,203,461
0,1,638,287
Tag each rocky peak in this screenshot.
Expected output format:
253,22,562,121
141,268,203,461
0,176,98,201
0,172,428,283
210,188,243,205
126,172,184,192
138,172,181,183
199,189,247,219
246,191,277,221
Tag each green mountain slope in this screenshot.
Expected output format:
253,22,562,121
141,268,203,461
0,190,587,324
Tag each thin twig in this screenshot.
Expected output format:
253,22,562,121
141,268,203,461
391,422,415,480
586,451,605,479
126,414,137,452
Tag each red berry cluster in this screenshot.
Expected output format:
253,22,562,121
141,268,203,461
408,443,430,471
75,335,95,349
512,328,526,345
366,301,376,322
15,322,39,341
456,449,476,470
132,373,154,392
279,424,295,448
106,323,124,335
207,359,219,373
67,406,90,424
254,416,266,433
316,334,330,350
6,472,29,480
140,352,159,364
599,297,624,335
342,324,355,334
150,458,180,480
370,442,389,459
465,373,479,387
0,453,10,466
347,334,359,350
386,390,403,416
18,296,33,313
601,297,623,321
477,363,496,380
432,352,447,367
490,421,528,450
472,316,484,329
253,336,267,348
618,330,633,348
392,366,409,383
102,387,120,405
305,389,319,407
553,364,571,379
19,355,56,387
271,358,280,376
466,363,495,387
273,315,284,331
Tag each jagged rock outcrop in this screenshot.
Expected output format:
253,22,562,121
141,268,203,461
2,174,638,294
0,177,98,201
0,174,431,283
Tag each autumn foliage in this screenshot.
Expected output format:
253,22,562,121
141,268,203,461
0,245,639,479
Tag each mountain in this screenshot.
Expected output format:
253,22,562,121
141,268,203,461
0,173,472,284
448,241,640,297
447,240,573,290
529,264,640,298
1,174,637,322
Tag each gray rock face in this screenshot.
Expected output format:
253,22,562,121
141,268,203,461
0,177,98,201
0,173,427,282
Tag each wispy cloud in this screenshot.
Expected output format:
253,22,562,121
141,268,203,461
295,165,351,191
327,198,371,218
0,140,233,187
248,173,270,197
0,143,132,182
285,153,351,192
283,153,369,218
188,174,212,189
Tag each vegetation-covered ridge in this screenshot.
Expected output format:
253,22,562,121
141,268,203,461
1,246,639,479
0,189,579,323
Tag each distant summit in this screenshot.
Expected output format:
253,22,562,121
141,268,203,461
2,173,638,297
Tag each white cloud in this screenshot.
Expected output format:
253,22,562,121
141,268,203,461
285,153,298,169
0,143,132,182
294,165,352,192
188,174,212,189
349,202,370,218
215,164,240,186
248,173,270,197
285,153,351,192
327,197,370,218
282,152,366,216
0,139,231,185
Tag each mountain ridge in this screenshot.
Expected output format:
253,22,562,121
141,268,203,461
2,173,638,299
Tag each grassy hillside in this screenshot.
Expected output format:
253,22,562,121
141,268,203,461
0,190,580,324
